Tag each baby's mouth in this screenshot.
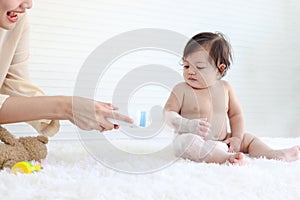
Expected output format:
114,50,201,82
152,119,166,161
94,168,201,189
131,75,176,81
188,77,197,81
6,11,19,23
7,11,18,17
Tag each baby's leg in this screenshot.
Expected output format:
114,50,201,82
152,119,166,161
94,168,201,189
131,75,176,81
173,134,245,165
241,133,300,162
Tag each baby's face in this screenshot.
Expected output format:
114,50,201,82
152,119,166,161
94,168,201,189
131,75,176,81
182,50,219,89
0,0,32,30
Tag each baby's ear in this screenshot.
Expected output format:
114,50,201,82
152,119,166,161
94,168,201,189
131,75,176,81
218,64,227,76
218,64,226,72
37,136,48,144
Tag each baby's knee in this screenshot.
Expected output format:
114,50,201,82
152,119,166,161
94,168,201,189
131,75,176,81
239,133,258,152
242,133,258,144
244,133,255,138
206,140,228,152
173,134,204,159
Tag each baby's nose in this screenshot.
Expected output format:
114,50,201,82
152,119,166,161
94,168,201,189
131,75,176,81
20,0,33,9
188,67,196,74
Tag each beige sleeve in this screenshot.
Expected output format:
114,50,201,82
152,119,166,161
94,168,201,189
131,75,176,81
0,95,9,109
0,14,60,136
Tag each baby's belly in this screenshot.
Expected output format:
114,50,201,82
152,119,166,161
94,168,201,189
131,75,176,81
205,114,228,141
206,126,227,141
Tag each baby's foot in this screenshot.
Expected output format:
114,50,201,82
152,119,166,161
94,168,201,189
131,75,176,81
268,146,300,162
228,152,246,165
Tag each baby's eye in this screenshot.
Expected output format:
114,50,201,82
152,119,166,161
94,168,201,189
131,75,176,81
183,65,189,69
196,66,206,70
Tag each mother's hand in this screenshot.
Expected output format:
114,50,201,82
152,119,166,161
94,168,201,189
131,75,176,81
70,96,133,132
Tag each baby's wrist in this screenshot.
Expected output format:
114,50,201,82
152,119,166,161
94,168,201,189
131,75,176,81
176,117,191,133
186,119,196,133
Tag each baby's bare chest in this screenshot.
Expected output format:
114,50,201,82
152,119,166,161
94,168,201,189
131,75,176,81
180,87,228,119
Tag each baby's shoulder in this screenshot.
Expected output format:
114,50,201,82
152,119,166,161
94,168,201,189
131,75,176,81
220,80,233,91
173,82,190,89
170,82,191,98
172,82,191,93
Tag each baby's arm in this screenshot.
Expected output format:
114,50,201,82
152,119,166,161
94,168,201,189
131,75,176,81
164,110,210,137
224,81,245,152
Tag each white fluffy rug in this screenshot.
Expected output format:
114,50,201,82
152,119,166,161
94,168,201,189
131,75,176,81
0,137,300,200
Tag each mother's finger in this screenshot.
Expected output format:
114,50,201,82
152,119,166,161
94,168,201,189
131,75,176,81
99,126,105,132
109,112,133,124
98,119,115,131
101,102,119,110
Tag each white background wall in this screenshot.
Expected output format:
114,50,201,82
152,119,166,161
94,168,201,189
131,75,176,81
6,0,300,139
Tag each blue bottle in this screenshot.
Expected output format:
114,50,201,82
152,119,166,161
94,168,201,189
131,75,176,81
139,111,146,127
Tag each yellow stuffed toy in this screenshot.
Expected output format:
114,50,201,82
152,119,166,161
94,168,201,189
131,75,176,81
0,126,48,170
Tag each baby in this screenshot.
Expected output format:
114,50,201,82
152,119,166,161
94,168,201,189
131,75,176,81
164,32,300,165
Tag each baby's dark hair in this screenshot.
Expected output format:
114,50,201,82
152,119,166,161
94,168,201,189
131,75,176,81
183,32,232,77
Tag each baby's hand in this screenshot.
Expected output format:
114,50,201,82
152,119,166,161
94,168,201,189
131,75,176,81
224,137,242,152
166,111,211,137
188,118,210,138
